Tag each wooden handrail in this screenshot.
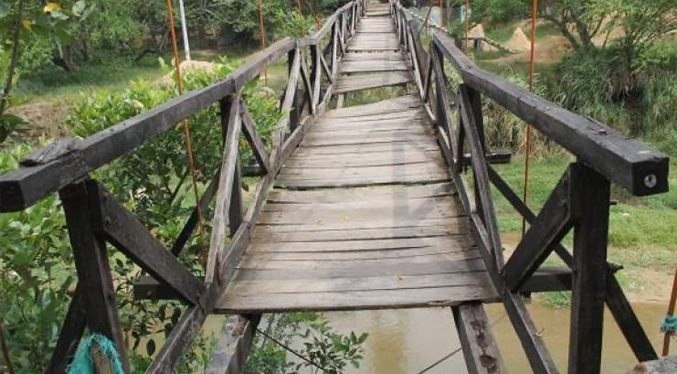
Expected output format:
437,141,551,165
0,0,364,212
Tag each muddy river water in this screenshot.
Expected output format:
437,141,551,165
321,301,667,374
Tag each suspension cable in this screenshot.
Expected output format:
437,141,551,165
256,328,329,372
522,0,538,236
165,0,207,265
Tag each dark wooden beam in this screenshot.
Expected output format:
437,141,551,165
60,182,130,372
487,165,573,267
145,305,207,374
568,163,610,374
87,181,206,307
463,150,511,165
206,315,261,374
207,97,242,284
504,293,560,374
606,275,658,362
170,172,220,256
458,85,504,271
240,103,271,175
503,168,573,291
519,267,572,294
434,32,669,196
46,288,86,374
453,303,508,374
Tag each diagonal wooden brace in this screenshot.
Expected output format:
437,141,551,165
503,167,574,291
86,181,206,307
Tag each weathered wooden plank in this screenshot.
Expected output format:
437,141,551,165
145,305,207,374
335,71,412,93
245,244,474,261
252,224,466,242
504,168,573,291
276,173,449,189
87,181,206,306
434,32,669,196
206,315,261,374
231,257,487,281
453,302,508,374
282,150,441,168
239,250,480,270
341,59,410,73
253,217,466,232
207,97,242,284
217,283,496,313
458,85,504,271
267,182,455,203
263,194,460,212
249,235,473,252
568,163,610,374
240,102,271,174
59,182,130,372
229,271,488,295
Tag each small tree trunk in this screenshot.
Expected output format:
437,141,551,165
1,0,25,114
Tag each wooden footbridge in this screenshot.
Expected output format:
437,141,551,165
0,1,671,373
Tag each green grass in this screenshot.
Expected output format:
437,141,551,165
493,157,677,271
485,23,515,43
14,56,167,104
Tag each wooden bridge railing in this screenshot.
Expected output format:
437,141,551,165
391,2,669,374
0,1,363,373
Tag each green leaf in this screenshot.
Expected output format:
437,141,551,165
0,3,8,19
146,339,156,356
72,1,86,17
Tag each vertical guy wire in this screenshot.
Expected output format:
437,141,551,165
464,0,469,53
522,0,538,236
165,0,207,264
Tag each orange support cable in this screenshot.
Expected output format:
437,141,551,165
522,0,538,236
662,264,677,355
464,0,469,53
165,0,207,264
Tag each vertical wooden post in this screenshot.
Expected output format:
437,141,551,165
467,87,486,224
220,96,243,236
567,162,610,374
311,45,321,110
59,182,130,372
288,49,301,132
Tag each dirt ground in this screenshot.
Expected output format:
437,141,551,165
8,101,70,140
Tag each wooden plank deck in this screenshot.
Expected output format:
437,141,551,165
215,95,498,313
214,6,497,314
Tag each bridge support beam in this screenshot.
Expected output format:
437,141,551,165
453,303,508,374
206,315,260,374
567,163,610,374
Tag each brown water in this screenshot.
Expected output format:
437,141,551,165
322,301,667,374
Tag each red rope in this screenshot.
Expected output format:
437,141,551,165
522,0,538,236
165,0,207,265
663,264,677,355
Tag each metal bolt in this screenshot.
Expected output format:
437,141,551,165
644,174,657,188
